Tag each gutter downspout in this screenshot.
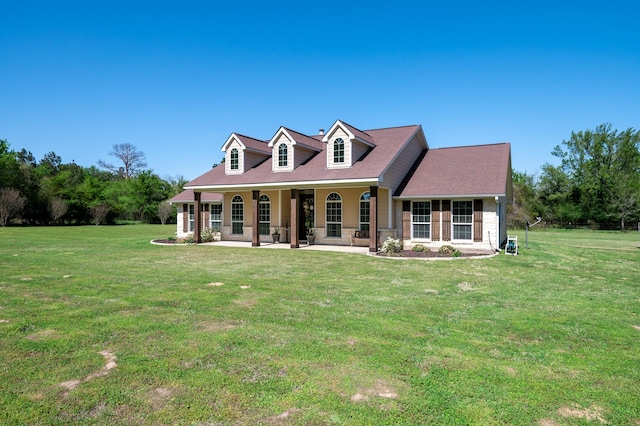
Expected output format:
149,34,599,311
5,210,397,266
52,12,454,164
495,196,500,252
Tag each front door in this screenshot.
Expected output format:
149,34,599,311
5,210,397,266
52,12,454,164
299,193,314,240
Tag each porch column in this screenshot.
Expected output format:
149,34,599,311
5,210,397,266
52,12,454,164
252,190,260,247
290,189,299,248
194,191,202,243
369,186,378,253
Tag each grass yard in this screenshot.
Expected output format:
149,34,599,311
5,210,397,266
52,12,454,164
0,225,638,425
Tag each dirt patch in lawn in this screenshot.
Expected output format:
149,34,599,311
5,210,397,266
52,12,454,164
198,320,242,332
557,403,608,423
25,329,58,340
148,387,175,410
350,379,398,402
59,350,117,396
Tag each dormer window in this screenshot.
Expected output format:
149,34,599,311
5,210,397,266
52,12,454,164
230,148,239,170
333,138,345,163
278,143,288,167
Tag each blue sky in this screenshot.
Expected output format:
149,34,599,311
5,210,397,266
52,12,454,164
2,1,639,181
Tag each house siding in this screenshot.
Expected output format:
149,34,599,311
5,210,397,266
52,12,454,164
381,133,425,193
225,139,244,175
272,133,294,172
326,127,352,168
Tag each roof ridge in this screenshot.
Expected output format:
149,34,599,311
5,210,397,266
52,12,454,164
430,142,510,150
338,120,372,137
364,124,421,132
234,132,269,143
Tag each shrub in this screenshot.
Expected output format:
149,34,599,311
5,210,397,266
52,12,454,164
201,228,215,243
412,244,429,253
181,234,196,244
381,237,402,255
438,245,461,257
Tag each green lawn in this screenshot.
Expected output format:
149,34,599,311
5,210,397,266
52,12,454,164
0,225,638,425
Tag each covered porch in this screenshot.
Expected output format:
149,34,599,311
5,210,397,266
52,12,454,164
191,185,383,253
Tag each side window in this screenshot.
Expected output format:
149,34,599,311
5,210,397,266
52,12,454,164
333,138,345,163
278,143,288,167
326,192,342,237
231,195,243,234
453,200,473,240
359,192,370,231
210,204,222,231
230,148,239,170
412,201,431,239
259,194,270,235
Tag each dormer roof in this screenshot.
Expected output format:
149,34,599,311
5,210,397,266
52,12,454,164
221,133,270,155
267,127,323,152
322,120,376,147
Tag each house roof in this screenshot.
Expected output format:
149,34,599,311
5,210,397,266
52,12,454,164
395,143,512,198
186,124,424,190
168,189,223,203
222,133,270,155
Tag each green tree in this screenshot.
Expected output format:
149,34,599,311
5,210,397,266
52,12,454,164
552,124,640,227
537,163,581,226
0,140,20,189
508,171,541,228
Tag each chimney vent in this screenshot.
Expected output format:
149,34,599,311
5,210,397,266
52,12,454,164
318,129,324,135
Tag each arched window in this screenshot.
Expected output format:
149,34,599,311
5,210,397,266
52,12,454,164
278,143,288,167
230,148,239,170
326,192,342,238
259,194,270,235
360,192,370,231
231,195,243,234
333,138,345,163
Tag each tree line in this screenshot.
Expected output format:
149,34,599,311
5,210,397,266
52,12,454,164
0,141,186,226
510,123,640,230
2,123,639,229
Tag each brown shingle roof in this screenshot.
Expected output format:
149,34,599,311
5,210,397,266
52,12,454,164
234,133,270,154
281,127,324,151
186,124,422,189
168,189,223,203
340,121,375,145
396,143,511,197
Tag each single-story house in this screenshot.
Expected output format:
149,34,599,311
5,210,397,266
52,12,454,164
172,119,512,252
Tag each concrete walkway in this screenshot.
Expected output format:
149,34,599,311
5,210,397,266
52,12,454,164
200,240,371,255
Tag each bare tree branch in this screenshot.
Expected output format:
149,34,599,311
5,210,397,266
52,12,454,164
99,143,147,179
48,197,68,223
0,188,26,226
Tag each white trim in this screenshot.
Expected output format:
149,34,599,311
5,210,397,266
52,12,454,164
388,190,393,229
220,133,246,152
395,193,505,200
321,120,375,147
186,178,380,192
410,200,432,241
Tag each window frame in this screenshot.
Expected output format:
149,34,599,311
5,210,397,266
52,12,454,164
452,200,473,241
258,194,271,235
188,204,195,233
210,203,222,231
278,143,288,167
411,200,431,240
230,148,239,170
333,138,345,164
231,195,244,235
326,192,342,238
359,192,370,231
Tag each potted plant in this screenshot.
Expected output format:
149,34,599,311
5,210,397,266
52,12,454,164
271,226,281,243
212,226,221,241
306,228,315,245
